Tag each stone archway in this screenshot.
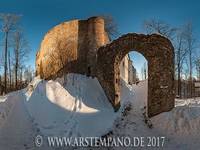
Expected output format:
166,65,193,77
96,33,175,117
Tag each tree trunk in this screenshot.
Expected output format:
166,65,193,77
189,50,192,97
20,67,23,83
15,38,19,90
8,50,12,90
178,64,181,98
4,31,8,93
177,39,182,98
177,48,181,98
15,55,18,89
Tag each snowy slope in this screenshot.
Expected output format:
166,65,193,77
111,80,200,150
0,74,119,149
24,74,117,137
0,74,118,150
1,74,200,150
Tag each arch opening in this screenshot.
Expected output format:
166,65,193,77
119,51,148,111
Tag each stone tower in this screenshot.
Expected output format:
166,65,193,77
36,16,109,79
87,17,109,76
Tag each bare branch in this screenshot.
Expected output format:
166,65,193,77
102,15,119,40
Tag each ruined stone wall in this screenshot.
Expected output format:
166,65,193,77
96,33,175,117
36,17,109,79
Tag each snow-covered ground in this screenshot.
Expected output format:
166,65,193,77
0,73,200,150
111,80,200,150
25,74,117,138
0,74,119,150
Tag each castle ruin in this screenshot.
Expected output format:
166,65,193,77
36,16,175,117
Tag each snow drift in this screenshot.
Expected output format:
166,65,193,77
24,74,117,137
151,95,200,138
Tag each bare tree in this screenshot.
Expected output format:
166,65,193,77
13,30,29,89
174,27,188,97
8,49,12,89
0,13,20,93
102,15,119,40
143,19,198,98
20,66,23,86
141,62,147,80
24,66,34,83
183,22,196,97
143,19,176,40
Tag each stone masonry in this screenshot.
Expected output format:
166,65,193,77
36,17,109,79
96,33,175,117
36,17,175,117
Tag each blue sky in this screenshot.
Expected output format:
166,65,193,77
0,0,200,77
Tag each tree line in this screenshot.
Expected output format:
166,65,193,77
143,19,200,98
105,16,200,98
1,14,199,98
0,13,34,95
